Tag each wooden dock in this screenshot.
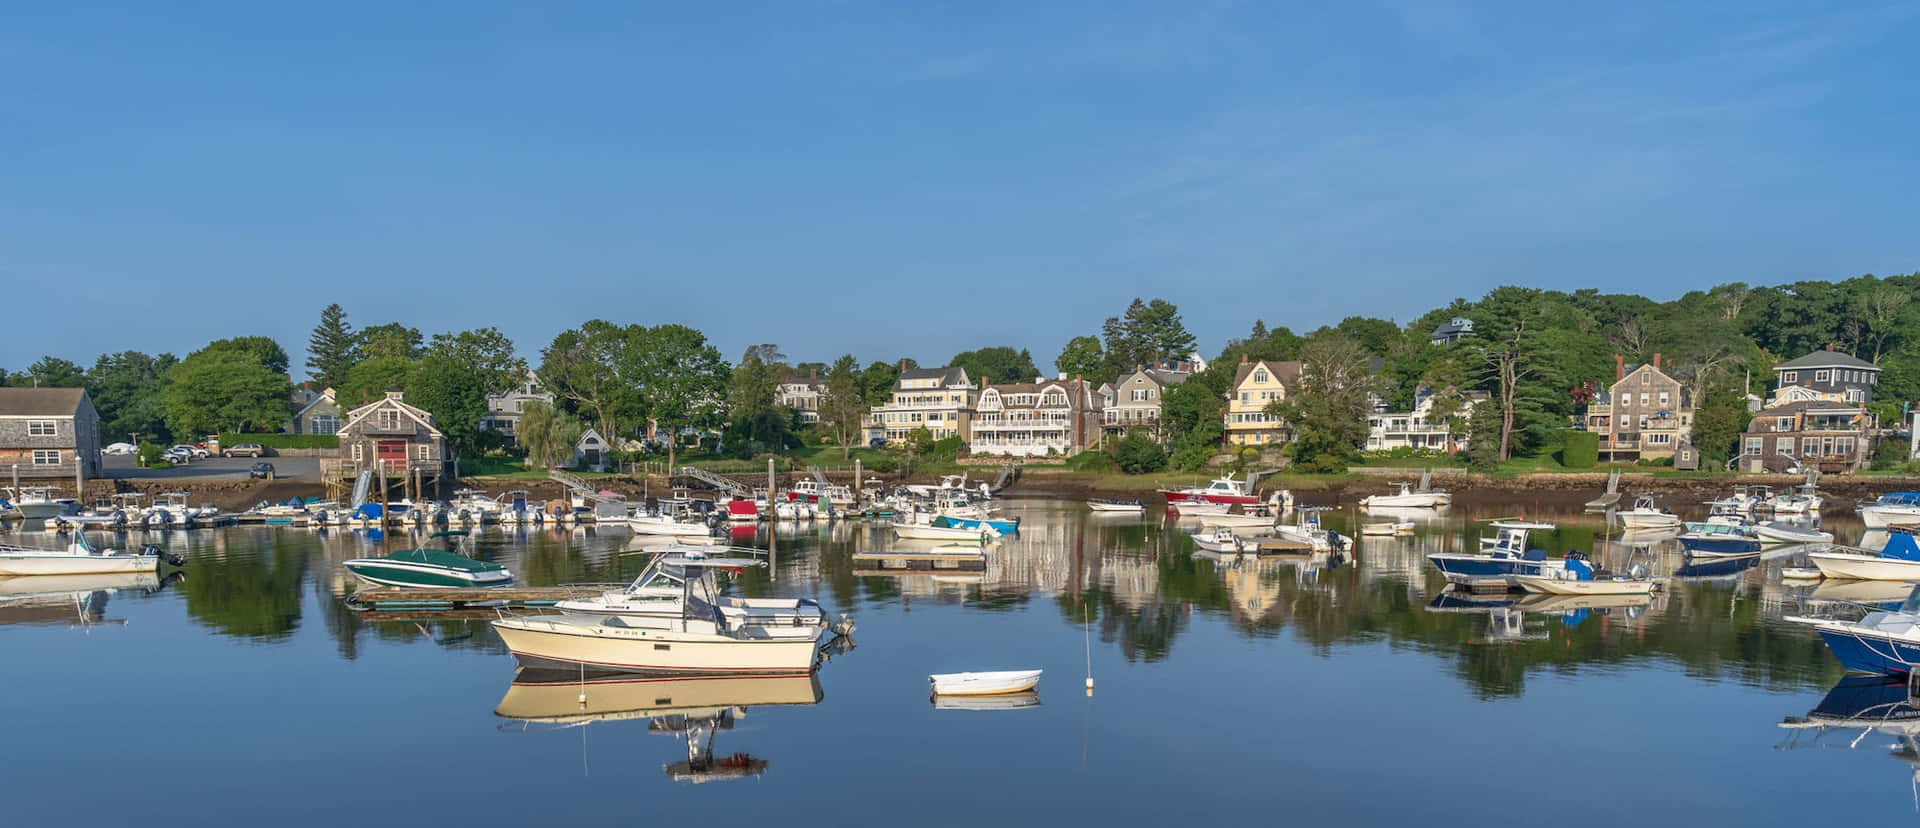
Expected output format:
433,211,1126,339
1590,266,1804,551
1249,537,1315,554
850,551,986,571
345,586,587,611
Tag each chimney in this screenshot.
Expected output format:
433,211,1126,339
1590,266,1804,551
809,368,817,380
1240,353,1249,365
899,359,908,371
1652,353,1661,370
1826,343,1836,352
1614,354,1624,381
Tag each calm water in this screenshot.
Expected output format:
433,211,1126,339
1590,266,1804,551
2,500,1911,826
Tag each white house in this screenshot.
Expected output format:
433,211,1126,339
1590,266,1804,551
574,428,608,472
1366,391,1483,453
483,372,554,444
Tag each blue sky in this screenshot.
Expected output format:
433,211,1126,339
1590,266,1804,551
4,1,1917,380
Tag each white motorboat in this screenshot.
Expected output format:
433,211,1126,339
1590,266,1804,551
1360,482,1450,509
1753,521,1833,544
1510,554,1653,596
492,556,847,675
1767,483,1824,514
1808,530,1920,581
1617,494,1681,528
628,513,715,537
1786,583,1920,675
0,534,182,576
1086,499,1146,513
893,521,993,543
1198,510,1281,530
1,486,80,521
928,669,1042,696
1170,501,1232,516
1189,528,1250,553
554,551,829,630
1859,493,1920,529
1709,485,1768,515
1270,507,1347,553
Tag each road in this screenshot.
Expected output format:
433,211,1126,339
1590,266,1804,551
100,453,320,481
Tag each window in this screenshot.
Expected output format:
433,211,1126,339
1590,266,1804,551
1846,388,1864,402
1838,436,1856,457
1782,371,1797,384
416,444,429,460
1776,437,1793,455
27,420,57,436
1641,373,1650,386
311,413,339,434
31,449,60,465
1815,370,1830,383
378,409,400,430
1802,437,1818,456
352,444,364,462
1254,370,1268,383
1648,433,1672,445
1639,393,1649,405
1743,437,1763,456
1776,416,1793,431
1658,392,1669,406
1131,389,1149,402
1240,392,1251,405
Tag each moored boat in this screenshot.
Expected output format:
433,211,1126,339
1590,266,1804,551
1359,482,1449,509
1428,521,1564,586
0,534,181,576
1677,522,1761,556
1808,529,1920,581
1617,494,1681,529
343,530,512,588
1510,552,1653,596
1086,499,1146,513
1787,581,1920,675
1860,492,1920,529
1157,477,1259,506
928,669,1042,696
1753,521,1833,544
1189,528,1250,553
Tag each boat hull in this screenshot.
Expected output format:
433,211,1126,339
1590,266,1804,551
1754,524,1832,544
0,553,159,577
1862,506,1920,529
1361,494,1447,508
1619,512,1682,529
1808,625,1920,675
1808,551,1920,581
344,561,514,588
1678,536,1761,555
1427,553,1564,585
492,619,821,675
1086,502,1144,513
1159,491,1259,506
928,670,1043,696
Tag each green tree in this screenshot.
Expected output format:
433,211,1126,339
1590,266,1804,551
728,344,789,447
424,327,526,397
516,399,578,469
1217,319,1303,365
949,346,1040,385
900,426,935,464
1690,386,1750,465
20,356,87,388
162,360,291,436
1055,336,1104,380
1269,333,1378,473
358,323,424,361
861,360,904,405
191,337,290,375
1462,400,1504,472
820,354,868,459
306,303,359,389
1112,429,1169,474
89,350,176,443
631,324,729,470
538,320,643,445
338,356,417,407
1102,298,1198,379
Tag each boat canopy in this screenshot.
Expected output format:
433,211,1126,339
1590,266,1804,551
1880,530,1920,563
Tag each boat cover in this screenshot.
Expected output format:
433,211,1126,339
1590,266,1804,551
381,548,502,572
1881,530,1920,562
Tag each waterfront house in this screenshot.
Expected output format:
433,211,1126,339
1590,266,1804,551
1223,356,1303,447
338,390,447,477
865,363,976,443
1769,348,1880,407
1104,364,1192,440
1585,355,1694,463
0,388,101,485
1367,390,1483,453
1738,400,1872,474
970,378,1104,457
574,428,608,472
777,371,825,425
284,386,342,435
482,372,554,443
1430,317,1474,345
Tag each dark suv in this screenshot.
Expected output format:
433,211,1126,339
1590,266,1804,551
249,462,275,479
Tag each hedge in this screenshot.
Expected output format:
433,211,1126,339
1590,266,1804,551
218,433,341,450
1561,431,1599,468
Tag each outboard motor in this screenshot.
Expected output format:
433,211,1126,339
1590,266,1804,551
142,545,187,567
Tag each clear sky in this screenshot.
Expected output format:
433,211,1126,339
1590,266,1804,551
4,1,1917,380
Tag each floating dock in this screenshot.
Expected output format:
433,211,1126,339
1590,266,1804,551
1248,537,1315,554
346,586,591,611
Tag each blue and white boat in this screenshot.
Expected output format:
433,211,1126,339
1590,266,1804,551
1788,583,1920,675
1427,521,1565,586
935,514,1020,535
1677,521,1760,557
1808,528,1920,580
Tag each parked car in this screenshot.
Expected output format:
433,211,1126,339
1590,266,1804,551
169,444,211,459
101,442,137,456
223,443,268,458
162,447,193,464
869,437,889,448
249,462,275,479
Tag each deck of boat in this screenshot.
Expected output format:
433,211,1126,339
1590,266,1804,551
345,586,588,611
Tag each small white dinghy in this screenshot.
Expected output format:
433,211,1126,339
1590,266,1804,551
1753,521,1833,544
928,669,1043,696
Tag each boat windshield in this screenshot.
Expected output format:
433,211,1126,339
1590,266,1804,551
1900,585,1920,615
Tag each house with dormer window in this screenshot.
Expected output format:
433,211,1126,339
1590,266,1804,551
865,363,976,443
971,378,1104,457
339,390,447,476
1223,355,1303,446
1770,348,1880,407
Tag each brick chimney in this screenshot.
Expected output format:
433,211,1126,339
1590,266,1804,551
809,368,817,380
1614,354,1624,381
1241,353,1249,364
899,359,908,371
1652,353,1661,370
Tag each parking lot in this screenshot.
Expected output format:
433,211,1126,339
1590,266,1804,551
100,453,319,481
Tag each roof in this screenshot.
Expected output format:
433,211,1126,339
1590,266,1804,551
0,387,88,417
1432,317,1474,337
894,366,971,389
1777,350,1880,371
342,392,442,436
1231,360,1302,389
979,379,1091,409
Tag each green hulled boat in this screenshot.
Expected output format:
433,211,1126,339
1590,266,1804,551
344,531,513,588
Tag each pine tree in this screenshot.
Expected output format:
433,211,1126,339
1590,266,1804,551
306,304,358,390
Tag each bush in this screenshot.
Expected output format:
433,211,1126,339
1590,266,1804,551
138,442,173,468
930,435,965,459
865,454,899,473
1561,431,1599,468
219,433,340,450
1872,439,1912,471
1111,431,1170,475
1634,456,1675,467
1065,451,1115,473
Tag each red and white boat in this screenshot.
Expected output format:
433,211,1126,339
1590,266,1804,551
1158,477,1260,506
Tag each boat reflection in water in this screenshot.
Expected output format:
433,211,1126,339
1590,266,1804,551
495,671,823,782
1426,587,1655,642
931,691,1042,711
1780,676,1920,809
0,570,183,627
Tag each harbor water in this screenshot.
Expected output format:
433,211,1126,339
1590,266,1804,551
0,499,1905,826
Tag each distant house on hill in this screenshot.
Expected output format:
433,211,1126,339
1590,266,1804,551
1430,317,1474,345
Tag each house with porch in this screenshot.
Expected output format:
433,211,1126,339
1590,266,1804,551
1367,390,1483,453
338,391,448,479
777,371,825,425
1770,348,1880,406
865,363,976,443
1223,356,1303,447
0,387,101,486
1738,400,1873,473
970,378,1105,457
1104,363,1194,441
482,372,553,444
1584,355,1695,463
284,386,343,435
